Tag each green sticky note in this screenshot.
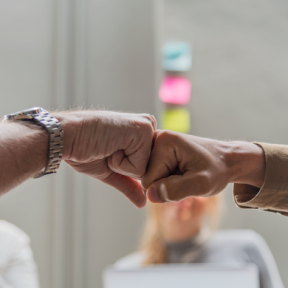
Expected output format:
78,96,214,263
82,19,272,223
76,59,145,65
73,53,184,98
161,109,190,133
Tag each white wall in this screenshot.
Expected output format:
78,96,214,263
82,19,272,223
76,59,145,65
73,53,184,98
164,0,288,286
2,0,287,287
0,0,55,287
85,2,161,287
0,1,161,288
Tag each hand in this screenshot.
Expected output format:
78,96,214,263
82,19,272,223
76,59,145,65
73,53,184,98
142,130,265,203
54,111,157,208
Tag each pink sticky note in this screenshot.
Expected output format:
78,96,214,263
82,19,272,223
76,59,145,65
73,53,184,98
159,76,191,105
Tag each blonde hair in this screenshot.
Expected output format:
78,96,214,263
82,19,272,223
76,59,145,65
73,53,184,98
139,195,222,265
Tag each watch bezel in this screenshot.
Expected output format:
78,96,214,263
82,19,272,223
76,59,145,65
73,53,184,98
3,107,47,121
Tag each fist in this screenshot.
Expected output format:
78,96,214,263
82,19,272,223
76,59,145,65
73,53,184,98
142,130,230,203
55,110,157,208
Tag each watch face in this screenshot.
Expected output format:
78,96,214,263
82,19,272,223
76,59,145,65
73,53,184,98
3,107,46,121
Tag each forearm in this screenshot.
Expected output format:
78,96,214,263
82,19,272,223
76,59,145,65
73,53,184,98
230,141,288,214
0,122,47,195
224,141,266,188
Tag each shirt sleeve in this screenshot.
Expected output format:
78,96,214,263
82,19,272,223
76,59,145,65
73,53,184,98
233,142,288,216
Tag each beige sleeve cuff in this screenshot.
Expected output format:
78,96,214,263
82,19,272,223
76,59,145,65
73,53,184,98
233,142,288,216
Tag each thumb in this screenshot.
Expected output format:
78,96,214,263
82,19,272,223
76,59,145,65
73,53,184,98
102,172,147,208
147,172,210,203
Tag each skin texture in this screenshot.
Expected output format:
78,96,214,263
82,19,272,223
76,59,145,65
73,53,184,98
0,122,48,195
0,111,266,208
0,110,156,208
142,130,266,203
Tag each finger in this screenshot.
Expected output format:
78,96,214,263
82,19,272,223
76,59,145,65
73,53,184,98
148,115,157,131
102,172,147,208
108,115,156,178
108,138,152,179
107,150,145,179
146,172,210,203
139,113,157,131
121,115,156,175
141,137,178,191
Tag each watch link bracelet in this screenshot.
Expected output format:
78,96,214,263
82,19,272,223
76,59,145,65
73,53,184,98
3,107,64,178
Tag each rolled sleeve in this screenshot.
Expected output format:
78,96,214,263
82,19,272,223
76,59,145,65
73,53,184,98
234,142,288,216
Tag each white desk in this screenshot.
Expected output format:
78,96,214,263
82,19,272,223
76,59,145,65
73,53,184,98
103,263,259,288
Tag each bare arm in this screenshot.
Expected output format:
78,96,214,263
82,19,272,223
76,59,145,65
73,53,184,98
0,122,47,195
0,111,156,208
142,130,265,202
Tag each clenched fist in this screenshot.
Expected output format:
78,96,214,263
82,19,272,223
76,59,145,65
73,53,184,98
54,111,157,208
142,130,265,203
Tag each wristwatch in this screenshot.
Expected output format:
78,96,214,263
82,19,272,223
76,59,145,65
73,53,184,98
3,107,64,178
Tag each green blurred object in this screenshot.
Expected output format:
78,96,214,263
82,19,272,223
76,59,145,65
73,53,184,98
161,108,190,133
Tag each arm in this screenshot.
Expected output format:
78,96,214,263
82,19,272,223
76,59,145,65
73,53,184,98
142,130,288,215
142,130,266,202
0,110,156,208
142,130,288,214
0,122,47,195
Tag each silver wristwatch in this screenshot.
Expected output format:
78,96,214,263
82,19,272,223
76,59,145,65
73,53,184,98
3,107,64,178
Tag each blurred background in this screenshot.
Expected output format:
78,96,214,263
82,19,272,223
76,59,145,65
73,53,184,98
1,0,288,287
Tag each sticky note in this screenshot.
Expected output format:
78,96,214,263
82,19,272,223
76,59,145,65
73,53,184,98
159,76,191,105
162,42,192,71
161,109,190,133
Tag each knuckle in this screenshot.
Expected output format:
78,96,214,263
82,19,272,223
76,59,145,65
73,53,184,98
140,113,153,120
140,114,157,129
155,130,178,146
157,129,174,140
149,115,157,129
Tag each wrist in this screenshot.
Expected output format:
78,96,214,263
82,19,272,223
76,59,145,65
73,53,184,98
224,141,266,188
50,111,84,160
2,122,48,177
51,110,107,161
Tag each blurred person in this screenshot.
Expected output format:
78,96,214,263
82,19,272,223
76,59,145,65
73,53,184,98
115,196,284,288
0,220,39,288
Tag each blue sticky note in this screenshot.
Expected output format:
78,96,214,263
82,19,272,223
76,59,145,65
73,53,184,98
162,42,192,71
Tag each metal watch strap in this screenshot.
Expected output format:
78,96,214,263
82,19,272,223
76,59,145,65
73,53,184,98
33,112,64,178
